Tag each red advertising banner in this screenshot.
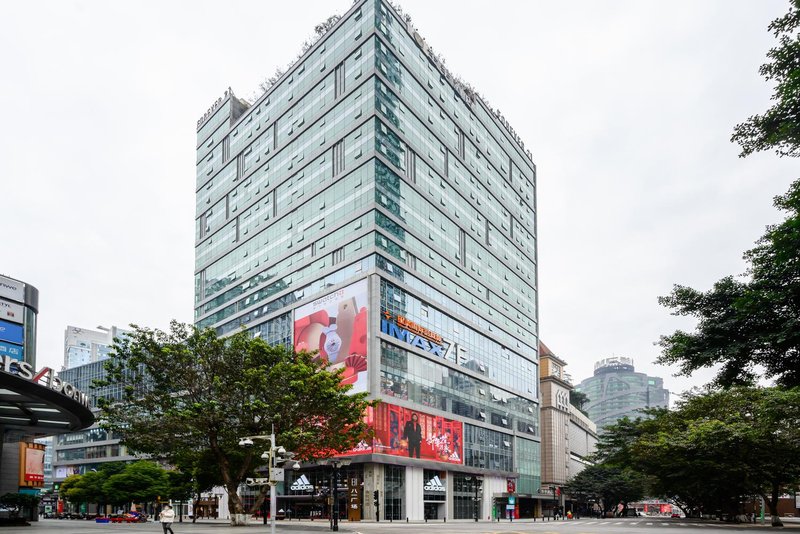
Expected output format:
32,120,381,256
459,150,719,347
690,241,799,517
293,280,368,393
371,404,462,464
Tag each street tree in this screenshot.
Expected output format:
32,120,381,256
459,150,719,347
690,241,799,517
731,0,800,157
657,180,800,388
103,461,168,509
565,464,646,517
97,321,373,526
597,388,800,525
659,0,800,387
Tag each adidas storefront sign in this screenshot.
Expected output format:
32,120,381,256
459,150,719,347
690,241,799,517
423,475,445,492
290,475,314,491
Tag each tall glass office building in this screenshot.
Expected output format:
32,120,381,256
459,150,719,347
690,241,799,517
195,0,539,521
575,357,669,433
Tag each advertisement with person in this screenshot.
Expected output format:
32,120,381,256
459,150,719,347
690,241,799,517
293,280,368,393
372,404,462,464
19,443,45,486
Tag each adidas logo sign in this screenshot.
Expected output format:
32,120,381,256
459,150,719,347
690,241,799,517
290,475,314,491
423,475,445,492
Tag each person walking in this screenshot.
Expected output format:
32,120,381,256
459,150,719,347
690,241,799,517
159,503,175,534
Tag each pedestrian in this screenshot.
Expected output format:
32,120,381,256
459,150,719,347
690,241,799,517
159,503,175,534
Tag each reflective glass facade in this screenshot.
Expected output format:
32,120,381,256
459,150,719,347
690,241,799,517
196,0,537,519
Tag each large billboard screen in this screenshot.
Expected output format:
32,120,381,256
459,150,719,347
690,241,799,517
372,403,462,464
19,443,45,487
293,280,368,393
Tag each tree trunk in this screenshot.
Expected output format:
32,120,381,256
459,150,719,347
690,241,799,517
228,481,248,526
768,485,783,527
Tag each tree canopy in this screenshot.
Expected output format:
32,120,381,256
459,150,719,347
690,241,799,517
731,0,800,157
60,461,184,514
658,169,800,388
660,0,800,388
591,387,800,526
97,321,373,525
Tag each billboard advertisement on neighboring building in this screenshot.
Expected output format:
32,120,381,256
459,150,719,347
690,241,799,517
0,299,24,324
0,340,23,361
0,276,24,303
371,403,462,464
18,442,45,487
0,320,23,345
293,280,368,393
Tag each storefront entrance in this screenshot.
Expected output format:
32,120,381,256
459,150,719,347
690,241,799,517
424,502,442,520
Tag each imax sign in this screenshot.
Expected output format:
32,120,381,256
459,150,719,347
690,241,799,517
380,312,467,364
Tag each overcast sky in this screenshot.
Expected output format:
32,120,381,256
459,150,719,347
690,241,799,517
1,0,795,402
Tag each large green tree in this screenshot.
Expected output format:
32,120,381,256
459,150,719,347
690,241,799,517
97,321,373,526
657,179,800,387
564,464,647,517
103,461,168,508
731,0,800,157
596,388,800,526
659,0,800,387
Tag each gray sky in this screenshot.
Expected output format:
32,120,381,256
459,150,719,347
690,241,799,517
1,1,795,402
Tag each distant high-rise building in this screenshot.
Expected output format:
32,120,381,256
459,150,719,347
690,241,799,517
52,325,135,487
194,0,539,520
575,357,669,432
63,325,120,369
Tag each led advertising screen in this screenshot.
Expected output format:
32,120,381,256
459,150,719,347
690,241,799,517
293,280,368,393
372,403,463,464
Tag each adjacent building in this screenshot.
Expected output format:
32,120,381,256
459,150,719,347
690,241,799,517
575,357,669,432
195,0,539,520
0,274,93,503
52,325,134,488
538,342,597,515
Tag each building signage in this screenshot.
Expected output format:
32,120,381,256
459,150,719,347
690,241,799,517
424,475,446,492
0,341,23,361
347,476,361,521
0,299,24,325
290,475,314,491
0,359,90,408
507,479,516,494
0,276,24,303
0,320,24,345
380,311,467,363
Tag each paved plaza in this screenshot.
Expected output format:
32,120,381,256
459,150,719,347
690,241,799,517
4,517,797,534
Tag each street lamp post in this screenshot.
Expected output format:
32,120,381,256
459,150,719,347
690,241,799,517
238,431,300,534
318,458,351,531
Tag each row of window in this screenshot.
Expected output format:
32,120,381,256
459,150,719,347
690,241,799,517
375,1,534,177
379,341,539,436
380,280,537,397
374,254,537,351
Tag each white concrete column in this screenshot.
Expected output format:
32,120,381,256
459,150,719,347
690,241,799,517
405,465,424,520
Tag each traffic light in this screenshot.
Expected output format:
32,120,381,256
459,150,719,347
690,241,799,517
556,487,561,497
373,490,380,522
373,490,379,506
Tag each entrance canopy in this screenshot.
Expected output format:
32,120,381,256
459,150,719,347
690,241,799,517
0,370,94,433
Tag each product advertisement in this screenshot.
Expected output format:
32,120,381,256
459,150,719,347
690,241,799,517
293,279,368,393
